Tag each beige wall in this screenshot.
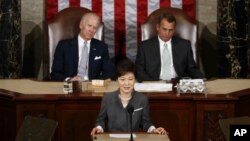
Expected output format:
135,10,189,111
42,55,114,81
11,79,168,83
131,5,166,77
196,0,218,78
21,0,44,79
21,1,217,79
196,0,217,36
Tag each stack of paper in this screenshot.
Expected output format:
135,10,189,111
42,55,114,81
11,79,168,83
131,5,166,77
109,134,136,138
134,83,172,92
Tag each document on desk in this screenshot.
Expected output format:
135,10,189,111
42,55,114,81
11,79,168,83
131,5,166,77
134,83,172,92
109,134,136,138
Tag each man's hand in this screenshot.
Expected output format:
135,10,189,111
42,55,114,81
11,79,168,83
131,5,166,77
153,127,167,135
71,76,82,81
90,127,102,136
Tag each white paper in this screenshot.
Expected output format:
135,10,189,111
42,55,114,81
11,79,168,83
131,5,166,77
134,83,172,92
109,134,136,138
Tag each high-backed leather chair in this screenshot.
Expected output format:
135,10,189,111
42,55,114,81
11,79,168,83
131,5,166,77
16,116,58,141
47,7,104,77
141,8,198,61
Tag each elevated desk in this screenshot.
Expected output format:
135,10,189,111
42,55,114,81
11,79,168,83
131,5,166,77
0,79,250,141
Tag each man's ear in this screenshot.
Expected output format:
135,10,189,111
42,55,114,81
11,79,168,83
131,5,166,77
156,24,160,31
79,21,84,29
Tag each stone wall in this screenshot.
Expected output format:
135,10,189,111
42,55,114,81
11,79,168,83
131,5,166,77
0,0,21,78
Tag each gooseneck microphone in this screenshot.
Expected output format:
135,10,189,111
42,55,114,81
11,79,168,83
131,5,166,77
126,104,134,141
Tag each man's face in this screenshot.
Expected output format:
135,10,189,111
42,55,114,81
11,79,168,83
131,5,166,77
79,15,99,40
156,19,176,42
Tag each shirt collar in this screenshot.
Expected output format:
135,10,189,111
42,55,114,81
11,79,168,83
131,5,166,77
78,35,91,46
158,36,172,47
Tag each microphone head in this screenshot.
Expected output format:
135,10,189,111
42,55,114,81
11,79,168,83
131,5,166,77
126,104,134,114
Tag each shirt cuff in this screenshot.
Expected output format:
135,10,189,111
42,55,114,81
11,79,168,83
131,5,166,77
147,125,156,133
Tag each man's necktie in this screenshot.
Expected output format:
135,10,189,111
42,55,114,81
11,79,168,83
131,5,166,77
78,41,88,80
161,43,172,80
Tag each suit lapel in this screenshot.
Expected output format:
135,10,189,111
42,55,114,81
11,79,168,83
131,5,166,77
153,37,161,59
88,39,98,76
89,39,96,68
149,37,161,64
152,37,161,76
89,39,95,61
171,37,179,75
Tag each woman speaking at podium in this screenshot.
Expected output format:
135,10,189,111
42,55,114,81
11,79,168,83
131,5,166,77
91,59,166,135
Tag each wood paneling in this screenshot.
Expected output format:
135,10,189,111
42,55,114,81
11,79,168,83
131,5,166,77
0,84,250,141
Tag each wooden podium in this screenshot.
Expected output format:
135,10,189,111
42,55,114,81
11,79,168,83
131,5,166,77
92,133,170,141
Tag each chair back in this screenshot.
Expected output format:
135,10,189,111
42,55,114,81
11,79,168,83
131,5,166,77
47,7,104,76
15,116,58,141
141,7,197,61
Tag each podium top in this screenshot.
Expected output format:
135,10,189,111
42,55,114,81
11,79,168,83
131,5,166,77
92,133,170,141
0,79,250,95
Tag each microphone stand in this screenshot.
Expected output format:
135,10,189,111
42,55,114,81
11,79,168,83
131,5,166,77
127,104,134,141
129,112,134,141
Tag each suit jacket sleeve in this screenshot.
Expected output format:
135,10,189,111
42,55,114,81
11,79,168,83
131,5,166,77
135,37,161,82
99,43,115,80
186,41,205,78
136,43,151,82
50,39,78,81
50,40,70,80
140,96,154,131
94,94,108,130
172,38,204,79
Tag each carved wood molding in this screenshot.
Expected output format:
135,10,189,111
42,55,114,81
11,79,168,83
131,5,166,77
203,111,226,141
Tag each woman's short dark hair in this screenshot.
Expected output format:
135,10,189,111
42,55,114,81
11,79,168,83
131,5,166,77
115,58,135,78
158,12,176,25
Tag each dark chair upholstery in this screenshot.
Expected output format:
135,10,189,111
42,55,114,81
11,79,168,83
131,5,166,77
15,116,58,141
47,7,104,76
141,7,198,61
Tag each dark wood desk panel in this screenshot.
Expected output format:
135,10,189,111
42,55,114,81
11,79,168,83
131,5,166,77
234,89,250,117
56,98,101,141
0,95,16,141
195,101,235,141
149,98,195,141
0,80,250,141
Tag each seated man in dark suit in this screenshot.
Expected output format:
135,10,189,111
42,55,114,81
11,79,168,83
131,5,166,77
135,12,205,82
50,12,115,81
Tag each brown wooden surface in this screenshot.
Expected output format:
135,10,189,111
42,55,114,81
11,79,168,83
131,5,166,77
0,79,250,141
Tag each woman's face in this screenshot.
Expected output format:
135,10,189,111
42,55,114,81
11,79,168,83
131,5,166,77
117,72,135,95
